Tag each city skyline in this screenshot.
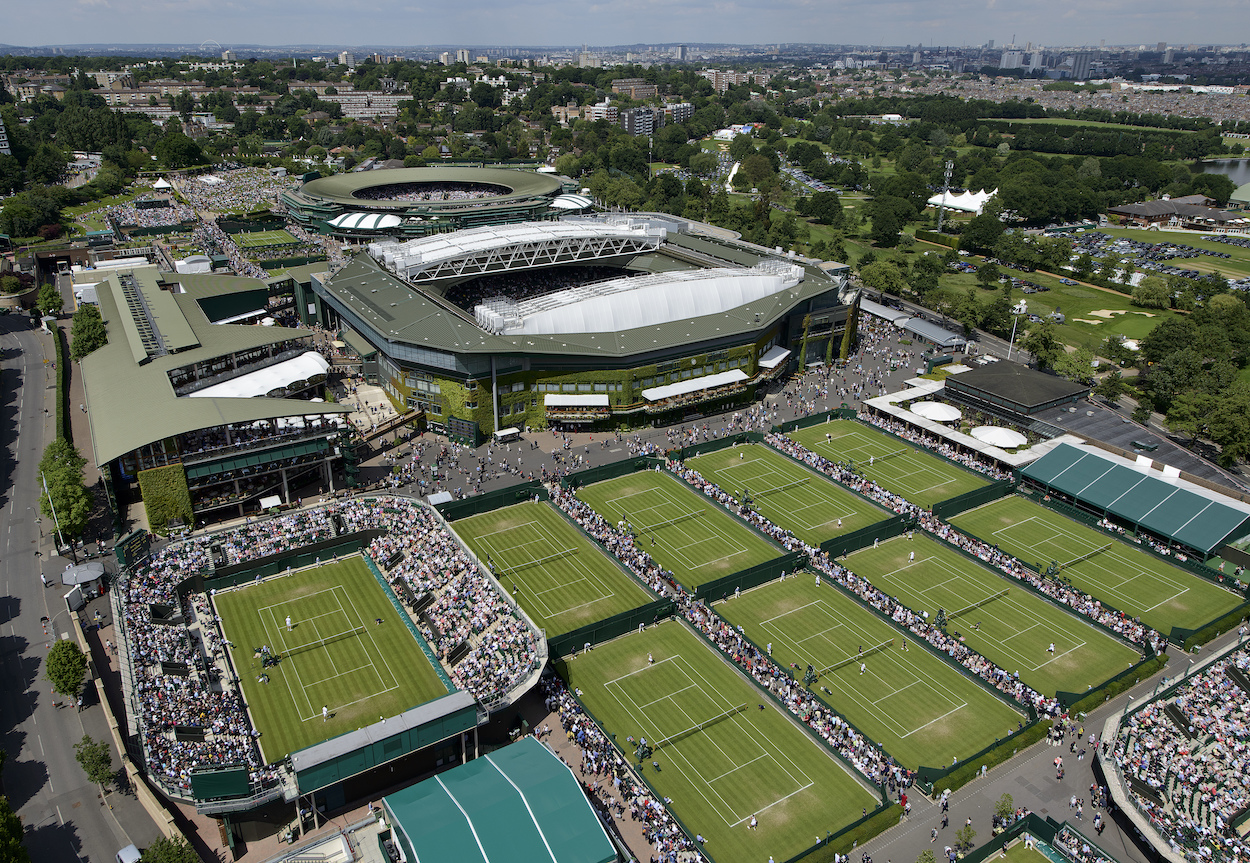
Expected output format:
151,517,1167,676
5,0,1246,56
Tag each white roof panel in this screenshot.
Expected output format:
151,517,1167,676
188,351,330,399
544,394,610,407
641,369,748,402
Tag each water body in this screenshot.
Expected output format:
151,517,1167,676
1198,158,1250,186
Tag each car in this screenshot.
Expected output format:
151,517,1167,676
117,845,142,863
1060,278,1077,285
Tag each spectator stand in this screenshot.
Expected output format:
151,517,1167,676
954,812,1126,863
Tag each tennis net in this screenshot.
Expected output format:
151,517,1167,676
654,703,747,750
284,626,365,658
949,588,1009,620
872,449,910,464
1061,543,1113,570
818,638,894,676
756,478,809,497
500,547,579,576
636,508,705,535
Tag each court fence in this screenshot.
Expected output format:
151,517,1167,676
772,407,859,435
819,513,915,558
1057,645,1168,715
931,478,1017,519
435,480,547,520
667,431,766,462
178,530,387,598
560,457,665,490
547,599,676,658
694,551,809,601
361,554,455,691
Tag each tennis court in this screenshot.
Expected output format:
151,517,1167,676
844,535,1142,696
453,501,655,636
788,419,988,508
575,470,781,589
951,496,1244,632
213,557,450,761
559,620,876,863
234,228,299,248
687,443,886,545
717,577,1024,769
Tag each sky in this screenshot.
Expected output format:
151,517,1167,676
4,0,1245,52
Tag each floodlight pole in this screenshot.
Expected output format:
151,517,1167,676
41,470,76,564
1007,314,1020,361
935,160,954,234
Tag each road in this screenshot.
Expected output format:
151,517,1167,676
0,314,161,862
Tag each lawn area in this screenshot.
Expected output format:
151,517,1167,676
452,501,654,637
687,443,887,545
1003,842,1055,863
213,556,450,762
575,470,781,589
843,535,1142,696
1100,227,1250,279
950,496,1244,633
716,577,1024,769
235,229,299,249
64,189,143,232
557,620,876,863
787,419,988,508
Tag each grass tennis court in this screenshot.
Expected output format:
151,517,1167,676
452,501,655,636
687,443,886,545
717,577,1024,769
213,557,450,762
575,470,781,589
558,620,876,863
844,535,1141,696
788,420,988,508
951,496,1244,632
234,229,299,248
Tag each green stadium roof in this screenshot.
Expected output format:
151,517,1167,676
1019,443,1250,555
298,167,563,208
383,736,616,863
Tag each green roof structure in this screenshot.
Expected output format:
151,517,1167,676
1019,443,1250,555
383,736,616,863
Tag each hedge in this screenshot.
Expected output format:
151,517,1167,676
915,229,959,249
52,323,70,442
793,804,904,863
137,464,193,535
1064,654,1171,716
931,720,1052,794
1181,606,1250,652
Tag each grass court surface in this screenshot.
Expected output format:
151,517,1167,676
234,229,299,248
844,535,1141,696
788,420,988,508
213,557,449,762
1003,843,1055,863
575,470,780,589
687,443,886,545
951,496,1244,632
452,501,655,636
716,577,1023,769
559,620,875,863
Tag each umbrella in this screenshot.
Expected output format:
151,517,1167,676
910,401,962,422
970,426,1027,448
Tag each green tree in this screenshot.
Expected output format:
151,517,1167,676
37,283,63,315
39,439,92,540
916,851,937,863
1054,345,1097,385
1021,319,1063,370
1140,317,1197,365
1166,392,1216,443
1209,384,1250,466
858,260,907,300
140,836,200,863
870,206,900,247
73,735,113,789
70,304,108,360
993,793,1015,822
975,260,1000,290
807,191,842,226
1131,275,1170,309
955,823,977,852
45,639,87,697
0,794,30,863
1094,370,1127,402
153,131,204,169
960,210,1004,253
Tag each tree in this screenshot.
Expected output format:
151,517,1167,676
1054,345,1097,385
0,794,29,863
140,836,200,863
1131,275,1170,309
807,191,842,226
153,131,204,169
916,851,937,863
870,206,900,247
993,793,1015,822
1140,317,1197,365
46,639,87,697
1166,391,1216,443
70,304,108,360
858,260,907,299
955,823,977,852
37,283,63,316
975,260,1000,290
73,735,113,789
1021,319,1063,370
1209,384,1250,466
960,210,1004,253
1094,371,1126,403
39,439,92,540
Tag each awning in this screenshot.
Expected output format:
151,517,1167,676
544,394,609,407
62,562,106,586
340,327,377,359
971,426,1027,448
641,369,748,402
188,351,330,399
758,345,792,369
212,308,268,325
910,401,962,422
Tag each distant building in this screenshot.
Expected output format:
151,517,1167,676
620,103,694,136
456,48,471,64
221,50,237,62
91,71,135,89
999,50,1024,70
1108,194,1246,232
1156,41,1167,53
611,77,658,100
1070,52,1093,80
676,45,687,61
338,51,356,69
583,99,618,123
701,69,764,94
0,115,10,156
439,52,452,65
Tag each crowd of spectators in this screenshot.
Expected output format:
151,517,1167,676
1053,825,1114,863
107,199,196,229
351,182,500,202
180,169,297,214
446,265,624,312
863,413,1016,481
1110,646,1250,863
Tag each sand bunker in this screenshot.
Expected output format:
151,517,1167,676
1088,309,1157,319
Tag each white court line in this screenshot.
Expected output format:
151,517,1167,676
638,682,699,710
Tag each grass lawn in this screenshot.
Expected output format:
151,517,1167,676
452,501,654,637
1003,842,1055,863
843,535,1142,696
235,229,299,249
788,420,988,508
716,578,1024,769
575,470,781,589
557,620,876,863
213,556,450,762
950,496,1244,633
687,444,887,545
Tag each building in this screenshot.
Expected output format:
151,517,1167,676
620,107,657,137
317,90,406,120
222,50,237,61
1107,195,1247,232
1070,52,1093,81
456,48,471,64
338,51,356,69
79,265,352,526
999,50,1024,70
611,77,658,100
944,360,1089,417
91,71,135,89
584,99,618,123
701,69,764,94
310,215,853,442
0,114,10,156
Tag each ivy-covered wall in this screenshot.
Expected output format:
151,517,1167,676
138,463,193,535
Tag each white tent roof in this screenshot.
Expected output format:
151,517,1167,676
189,351,330,399
758,345,792,369
910,401,962,422
927,188,998,215
544,394,609,407
152,177,172,189
642,369,748,402
970,425,1027,448
551,194,594,210
329,212,403,230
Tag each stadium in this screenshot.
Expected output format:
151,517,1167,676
306,214,855,444
280,166,577,238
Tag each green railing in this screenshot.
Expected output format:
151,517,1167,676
560,457,664,489
772,407,858,434
668,431,765,462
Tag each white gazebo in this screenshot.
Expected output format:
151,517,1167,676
970,426,1028,448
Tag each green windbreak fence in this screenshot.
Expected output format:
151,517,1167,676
819,514,914,558
190,765,250,801
436,481,546,520
668,432,765,462
931,479,1017,519
694,551,808,601
1057,645,1167,714
547,599,676,657
560,457,664,490
180,531,385,597
773,407,858,434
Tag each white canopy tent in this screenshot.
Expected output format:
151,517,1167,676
188,351,330,399
970,426,1028,448
909,401,962,422
927,188,998,215
641,369,748,402
758,345,793,369
544,394,610,407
